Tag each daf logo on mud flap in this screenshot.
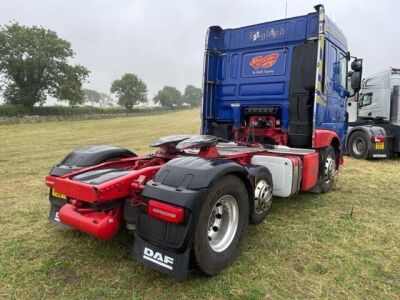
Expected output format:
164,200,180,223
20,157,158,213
54,212,60,222
143,247,174,270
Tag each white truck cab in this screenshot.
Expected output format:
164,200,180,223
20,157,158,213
346,67,400,158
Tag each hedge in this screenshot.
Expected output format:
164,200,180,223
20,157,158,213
0,104,172,117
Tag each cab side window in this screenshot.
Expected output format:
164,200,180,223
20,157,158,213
324,44,348,95
361,93,372,107
339,53,347,89
324,44,338,96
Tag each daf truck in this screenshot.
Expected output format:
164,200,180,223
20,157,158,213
45,5,362,278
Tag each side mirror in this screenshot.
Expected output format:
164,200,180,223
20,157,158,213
351,59,363,72
351,71,362,92
350,58,363,93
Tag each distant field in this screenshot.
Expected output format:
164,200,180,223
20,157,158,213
0,109,399,299
0,104,181,124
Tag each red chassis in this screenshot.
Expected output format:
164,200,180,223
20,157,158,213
45,136,321,241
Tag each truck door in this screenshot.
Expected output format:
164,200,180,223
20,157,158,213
358,92,373,118
337,52,348,125
324,43,339,128
324,41,348,142
358,74,387,119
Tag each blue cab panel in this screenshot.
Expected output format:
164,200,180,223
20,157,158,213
202,6,350,150
203,12,318,130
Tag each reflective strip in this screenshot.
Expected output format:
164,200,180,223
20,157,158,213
315,34,326,106
312,5,327,148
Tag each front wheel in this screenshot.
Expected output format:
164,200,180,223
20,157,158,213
250,172,273,225
311,146,338,193
193,175,249,275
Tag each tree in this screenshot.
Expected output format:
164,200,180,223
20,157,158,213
110,73,147,110
183,85,202,107
83,89,115,107
153,86,182,108
83,89,101,106
99,93,116,107
0,22,89,108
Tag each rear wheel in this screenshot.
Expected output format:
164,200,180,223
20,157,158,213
193,175,249,275
348,131,369,159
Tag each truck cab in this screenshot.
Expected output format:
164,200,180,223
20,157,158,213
357,68,400,122
202,5,359,157
346,68,400,158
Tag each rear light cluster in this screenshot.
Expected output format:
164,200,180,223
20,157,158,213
372,135,385,143
147,200,185,223
45,176,55,187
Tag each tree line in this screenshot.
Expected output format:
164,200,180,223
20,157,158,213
0,23,202,110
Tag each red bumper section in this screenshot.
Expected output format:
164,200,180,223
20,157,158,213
59,204,121,239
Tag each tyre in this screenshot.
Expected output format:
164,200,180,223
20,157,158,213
250,172,273,225
193,175,249,275
348,131,369,159
311,146,338,193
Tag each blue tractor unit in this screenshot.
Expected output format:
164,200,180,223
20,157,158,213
45,5,363,279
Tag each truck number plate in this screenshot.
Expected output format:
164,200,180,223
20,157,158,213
52,188,67,199
375,142,384,150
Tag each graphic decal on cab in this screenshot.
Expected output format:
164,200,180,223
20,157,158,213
250,53,279,70
242,49,286,77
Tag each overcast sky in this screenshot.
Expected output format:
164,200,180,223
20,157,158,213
0,0,399,100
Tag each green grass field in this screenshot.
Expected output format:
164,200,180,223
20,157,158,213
0,109,399,299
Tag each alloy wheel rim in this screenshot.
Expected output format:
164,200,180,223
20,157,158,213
353,137,366,155
324,155,337,184
254,180,272,214
207,195,239,252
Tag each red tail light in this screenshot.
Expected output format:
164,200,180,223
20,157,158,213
372,135,385,143
148,200,185,224
45,176,55,188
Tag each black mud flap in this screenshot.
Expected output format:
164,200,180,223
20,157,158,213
49,197,72,229
369,140,391,158
133,234,190,279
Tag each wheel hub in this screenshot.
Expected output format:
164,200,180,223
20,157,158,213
324,155,337,184
353,137,366,155
254,180,272,214
207,195,239,252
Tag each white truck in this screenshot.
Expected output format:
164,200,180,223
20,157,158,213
346,67,400,159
